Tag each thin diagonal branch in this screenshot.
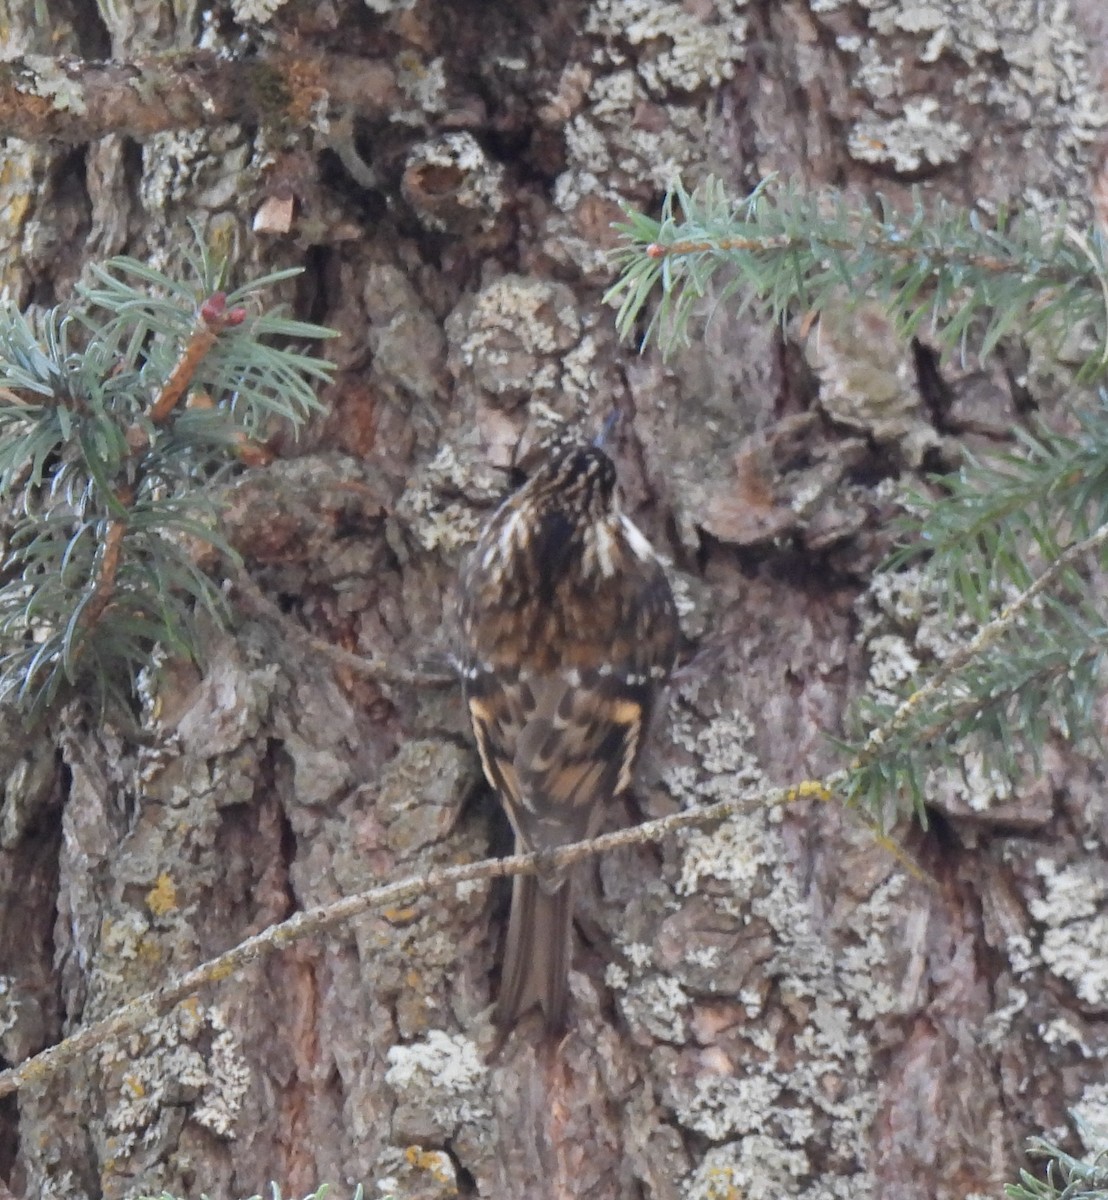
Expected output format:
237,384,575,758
230,567,457,688
0,774,828,1101
848,521,1108,772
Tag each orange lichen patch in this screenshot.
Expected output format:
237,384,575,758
136,937,164,965
404,1146,456,1186
782,779,834,804
178,996,202,1026
145,872,178,916
700,1165,743,1200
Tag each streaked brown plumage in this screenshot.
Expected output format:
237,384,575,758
459,443,678,1031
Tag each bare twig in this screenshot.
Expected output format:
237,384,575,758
848,521,1108,771
231,566,456,689
0,775,827,1101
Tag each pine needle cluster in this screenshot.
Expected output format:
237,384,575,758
0,240,334,715
607,176,1108,822
1006,1138,1108,1200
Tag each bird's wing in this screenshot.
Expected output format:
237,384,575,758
466,667,649,857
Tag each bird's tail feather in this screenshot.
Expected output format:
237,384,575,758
495,873,574,1031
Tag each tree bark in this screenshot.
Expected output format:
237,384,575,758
1,1,1106,1199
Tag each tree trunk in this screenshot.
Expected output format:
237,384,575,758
1,1,1106,1198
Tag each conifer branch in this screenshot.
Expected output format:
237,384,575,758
148,293,246,424
1006,1137,1108,1200
0,243,336,713
611,176,1108,821
852,523,1108,767
607,176,1103,375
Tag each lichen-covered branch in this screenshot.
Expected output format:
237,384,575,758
0,50,399,143
0,774,827,1101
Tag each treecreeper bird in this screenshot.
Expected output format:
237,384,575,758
460,443,679,1032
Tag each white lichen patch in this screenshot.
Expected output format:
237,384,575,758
1005,929,1036,978
684,1136,839,1200
97,1003,249,1158
550,0,748,224
924,738,1015,813
456,276,579,373
393,444,486,553
1038,1013,1094,1054
20,56,87,114
848,97,972,172
667,708,767,902
385,1030,490,1129
1031,858,1108,1008
830,0,1105,205
1029,860,1108,925
864,634,920,703
677,1073,784,1140
446,275,582,418
556,70,709,208
100,910,156,964
585,0,748,94
622,974,691,1042
677,811,772,906
645,691,881,1192
557,329,605,411
1071,1082,1108,1154
395,52,448,118
230,0,288,20
140,127,251,213
824,875,909,1022
0,975,14,1034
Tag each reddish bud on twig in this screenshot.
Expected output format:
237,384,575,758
199,292,247,331
200,292,227,323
